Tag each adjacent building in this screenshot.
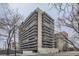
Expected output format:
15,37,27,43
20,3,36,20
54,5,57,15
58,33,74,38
55,32,69,51
19,8,58,54
10,40,19,50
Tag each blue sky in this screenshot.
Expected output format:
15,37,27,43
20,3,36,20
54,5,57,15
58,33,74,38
9,3,58,20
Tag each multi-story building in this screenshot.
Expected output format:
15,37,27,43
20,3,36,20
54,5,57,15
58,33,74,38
55,32,69,51
19,8,58,54
11,41,19,50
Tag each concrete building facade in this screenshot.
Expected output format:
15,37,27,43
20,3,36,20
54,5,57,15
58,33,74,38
55,32,69,51
19,8,58,54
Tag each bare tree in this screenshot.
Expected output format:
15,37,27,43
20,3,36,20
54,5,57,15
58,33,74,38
0,3,23,55
49,3,79,50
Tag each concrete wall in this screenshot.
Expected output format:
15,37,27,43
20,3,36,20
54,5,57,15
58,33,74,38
37,8,43,52
37,48,59,54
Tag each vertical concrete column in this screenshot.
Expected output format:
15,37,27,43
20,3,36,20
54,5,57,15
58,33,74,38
37,9,43,52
